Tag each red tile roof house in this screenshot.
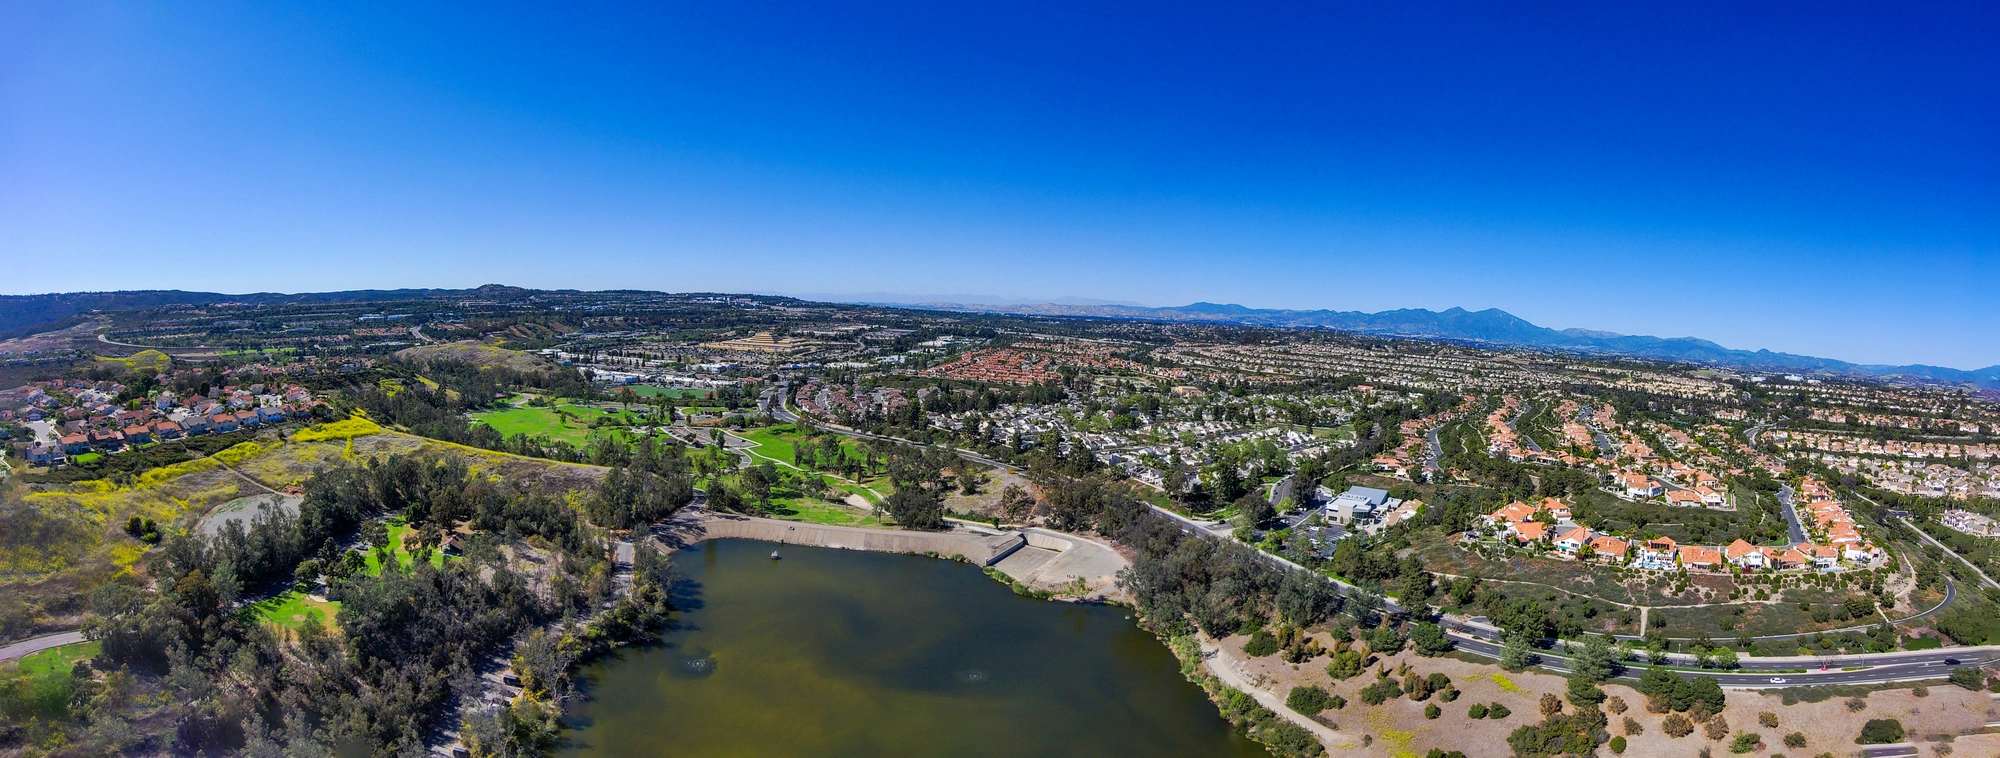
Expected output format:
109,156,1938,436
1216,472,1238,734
60,433,91,454
122,424,153,445
1553,527,1593,555
1510,521,1550,543
155,420,183,440
1588,535,1631,563
1725,539,1766,569
234,409,261,427
1678,545,1723,570
209,414,239,433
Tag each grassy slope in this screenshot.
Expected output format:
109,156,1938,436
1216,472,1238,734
3,422,602,638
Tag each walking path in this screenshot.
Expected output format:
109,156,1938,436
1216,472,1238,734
1197,636,1354,750
0,631,86,663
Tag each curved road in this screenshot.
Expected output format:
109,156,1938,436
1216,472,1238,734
0,631,87,663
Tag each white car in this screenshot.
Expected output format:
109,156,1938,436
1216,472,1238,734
1768,677,1787,684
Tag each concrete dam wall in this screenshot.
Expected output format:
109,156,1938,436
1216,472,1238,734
666,513,1027,566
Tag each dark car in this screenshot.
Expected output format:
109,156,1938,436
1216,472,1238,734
1944,658,1960,665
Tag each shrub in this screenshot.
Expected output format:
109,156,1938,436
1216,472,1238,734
1622,716,1642,735
1286,685,1334,715
1487,703,1510,719
1469,703,1489,719
1856,719,1904,745
1844,696,1867,712
1358,678,1402,705
1425,703,1441,720
1663,713,1694,738
1911,685,1928,698
1328,695,1346,710
1783,732,1806,748
1438,684,1460,702
1605,695,1627,714
1705,716,1730,741
1406,673,1434,701
1243,630,1280,657
1947,667,1982,689
1609,736,1627,754
1539,693,1563,716
1730,732,1761,754
1758,711,1779,728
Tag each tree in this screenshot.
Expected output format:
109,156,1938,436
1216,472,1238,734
1566,676,1605,707
1569,634,1618,683
1326,650,1365,680
1368,624,1404,655
1242,629,1279,657
1286,685,1334,715
1499,631,1535,672
884,486,945,530
998,484,1035,523
1710,645,1739,670
1276,569,1342,626
1410,622,1453,656
1856,719,1904,745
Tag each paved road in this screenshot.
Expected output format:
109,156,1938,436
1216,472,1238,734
1422,426,1443,477
0,631,86,662
1444,628,1992,688
1508,403,1543,452
1775,484,1808,545
1897,513,2000,591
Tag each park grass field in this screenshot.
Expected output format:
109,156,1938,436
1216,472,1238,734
245,587,341,632
469,404,646,448
766,496,883,528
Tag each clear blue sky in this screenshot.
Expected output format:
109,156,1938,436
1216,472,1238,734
3,2,1995,368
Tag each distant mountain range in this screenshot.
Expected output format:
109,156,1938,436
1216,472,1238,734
3,287,1995,391
0,287,488,339
886,299,2000,391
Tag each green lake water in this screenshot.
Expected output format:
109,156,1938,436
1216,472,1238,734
557,538,1270,757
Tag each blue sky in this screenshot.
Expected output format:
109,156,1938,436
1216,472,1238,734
3,2,1995,367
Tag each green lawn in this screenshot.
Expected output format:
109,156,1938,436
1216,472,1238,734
12,641,100,677
469,404,647,447
72,452,102,464
245,586,341,631
767,497,883,527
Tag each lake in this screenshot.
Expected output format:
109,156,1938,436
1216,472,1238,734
558,538,1270,757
